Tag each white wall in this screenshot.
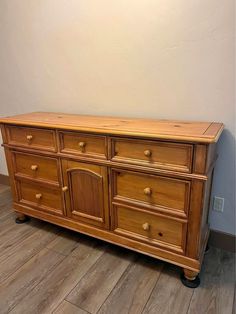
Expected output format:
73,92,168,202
0,0,235,234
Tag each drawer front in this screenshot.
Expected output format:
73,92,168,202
14,152,59,184
113,205,186,253
17,181,63,215
6,126,56,152
111,138,193,173
112,169,190,217
59,131,107,159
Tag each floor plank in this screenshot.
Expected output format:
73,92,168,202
142,264,194,314
0,223,59,283
9,239,106,314
0,248,65,313
53,300,89,314
46,229,81,256
188,248,235,314
66,246,135,314
98,255,164,314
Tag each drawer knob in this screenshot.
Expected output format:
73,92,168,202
79,141,86,148
35,193,42,200
31,165,38,171
62,186,68,192
142,222,150,231
144,149,152,157
26,135,33,141
78,142,86,151
144,187,152,196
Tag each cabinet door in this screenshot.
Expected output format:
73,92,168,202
62,160,109,229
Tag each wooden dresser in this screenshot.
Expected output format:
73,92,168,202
0,112,223,287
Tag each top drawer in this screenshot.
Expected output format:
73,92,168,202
111,138,193,173
59,131,107,159
5,126,57,152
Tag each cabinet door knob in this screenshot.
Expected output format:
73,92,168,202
62,186,68,192
144,149,152,157
26,135,33,141
35,193,42,200
144,187,152,195
31,165,38,171
142,222,150,231
78,141,86,148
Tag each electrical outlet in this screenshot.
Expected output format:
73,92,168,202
213,196,224,212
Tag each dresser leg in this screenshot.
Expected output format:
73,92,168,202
180,269,200,288
15,213,30,224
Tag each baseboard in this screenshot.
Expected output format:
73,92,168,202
0,174,10,186
209,229,235,252
0,173,234,252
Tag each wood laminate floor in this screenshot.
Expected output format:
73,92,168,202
0,184,235,314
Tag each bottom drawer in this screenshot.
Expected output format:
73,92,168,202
112,205,187,253
17,180,63,215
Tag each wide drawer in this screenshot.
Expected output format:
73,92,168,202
112,205,186,253
111,138,193,173
13,152,59,184
17,180,63,215
59,131,107,159
112,169,190,217
5,126,56,152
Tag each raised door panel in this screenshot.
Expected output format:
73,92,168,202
62,160,109,229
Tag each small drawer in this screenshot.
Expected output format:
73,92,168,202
17,180,63,215
111,138,193,173
5,126,56,152
112,205,186,253
59,131,107,159
13,152,59,184
112,169,190,217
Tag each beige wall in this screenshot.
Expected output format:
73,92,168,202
0,0,235,234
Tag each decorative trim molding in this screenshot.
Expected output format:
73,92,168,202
0,174,10,186
209,229,235,253
0,173,234,252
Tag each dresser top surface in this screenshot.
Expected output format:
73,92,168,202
0,112,223,143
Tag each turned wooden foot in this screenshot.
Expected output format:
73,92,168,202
180,269,200,288
15,213,30,224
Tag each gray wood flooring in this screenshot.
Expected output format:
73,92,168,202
0,184,235,314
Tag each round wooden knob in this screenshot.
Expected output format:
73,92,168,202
35,193,42,200
144,187,152,196
144,149,152,157
62,186,68,192
142,222,150,231
26,135,33,141
79,142,86,148
31,165,38,171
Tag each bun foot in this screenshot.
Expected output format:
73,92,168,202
181,269,200,288
15,214,30,224
205,243,210,254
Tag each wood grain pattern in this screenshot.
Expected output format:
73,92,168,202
62,159,110,229
113,205,186,253
0,193,234,314
0,112,224,284
59,131,107,160
112,169,190,217
10,240,106,314
98,256,164,314
13,151,59,184
5,125,57,152
0,248,64,314
53,301,89,314
111,138,193,172
143,265,194,314
0,112,223,143
66,247,134,313
17,180,63,215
